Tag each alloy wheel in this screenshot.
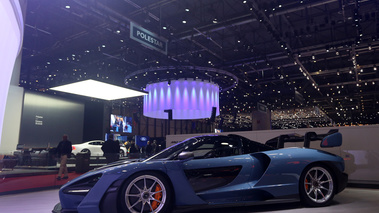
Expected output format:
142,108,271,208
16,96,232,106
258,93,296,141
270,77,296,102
124,175,167,213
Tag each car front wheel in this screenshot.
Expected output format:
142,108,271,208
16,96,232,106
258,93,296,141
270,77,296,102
299,165,335,207
120,172,172,213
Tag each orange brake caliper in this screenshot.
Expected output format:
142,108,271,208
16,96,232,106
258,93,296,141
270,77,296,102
305,178,309,191
151,184,162,211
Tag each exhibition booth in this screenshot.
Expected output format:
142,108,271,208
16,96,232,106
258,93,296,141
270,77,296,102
1,0,378,199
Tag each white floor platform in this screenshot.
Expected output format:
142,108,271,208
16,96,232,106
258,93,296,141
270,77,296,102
0,187,378,213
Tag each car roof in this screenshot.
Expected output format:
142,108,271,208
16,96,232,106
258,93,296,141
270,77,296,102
73,140,104,145
188,134,275,150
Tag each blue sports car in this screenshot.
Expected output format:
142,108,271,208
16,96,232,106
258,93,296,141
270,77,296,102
56,131,347,213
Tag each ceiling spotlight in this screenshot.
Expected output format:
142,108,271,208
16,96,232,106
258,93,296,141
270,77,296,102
144,14,151,23
182,20,187,24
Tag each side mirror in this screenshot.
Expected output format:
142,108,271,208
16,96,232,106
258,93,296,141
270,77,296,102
320,132,342,148
178,151,194,160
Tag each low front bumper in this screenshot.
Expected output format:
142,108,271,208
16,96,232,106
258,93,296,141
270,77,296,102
53,203,78,213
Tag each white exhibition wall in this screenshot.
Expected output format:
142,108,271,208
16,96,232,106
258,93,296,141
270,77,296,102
166,125,379,184
0,56,24,154
0,0,24,153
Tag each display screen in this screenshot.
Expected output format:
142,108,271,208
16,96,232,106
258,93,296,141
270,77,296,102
110,114,132,133
215,129,223,133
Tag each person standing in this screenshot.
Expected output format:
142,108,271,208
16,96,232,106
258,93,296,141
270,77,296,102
56,134,72,180
151,140,157,155
101,134,120,164
145,141,152,157
128,141,139,159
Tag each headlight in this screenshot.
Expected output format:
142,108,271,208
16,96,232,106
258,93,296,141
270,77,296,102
62,173,102,195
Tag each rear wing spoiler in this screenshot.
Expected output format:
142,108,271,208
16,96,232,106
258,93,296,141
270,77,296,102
265,129,342,148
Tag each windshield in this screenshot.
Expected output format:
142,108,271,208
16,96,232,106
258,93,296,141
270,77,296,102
144,137,200,161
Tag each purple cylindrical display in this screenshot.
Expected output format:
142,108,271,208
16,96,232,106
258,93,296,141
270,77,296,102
143,79,219,120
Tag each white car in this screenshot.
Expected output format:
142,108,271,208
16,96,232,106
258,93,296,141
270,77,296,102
72,140,127,157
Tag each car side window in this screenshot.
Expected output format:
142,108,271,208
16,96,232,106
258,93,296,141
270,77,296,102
240,137,274,154
212,138,241,157
190,137,242,159
191,142,214,158
89,142,101,146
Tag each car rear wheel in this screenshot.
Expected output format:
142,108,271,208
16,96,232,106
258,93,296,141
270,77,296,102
299,165,335,207
81,149,91,156
120,172,172,213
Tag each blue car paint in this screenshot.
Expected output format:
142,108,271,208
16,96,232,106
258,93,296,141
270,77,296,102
183,155,255,204
60,161,168,212
60,159,209,212
164,161,208,206
58,137,346,213
182,148,344,205
254,148,344,197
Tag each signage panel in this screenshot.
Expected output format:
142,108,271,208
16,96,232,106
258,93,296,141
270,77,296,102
130,22,168,55
257,103,268,113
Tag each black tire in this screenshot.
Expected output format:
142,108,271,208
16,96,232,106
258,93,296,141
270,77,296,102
299,164,335,207
120,172,173,213
81,149,91,156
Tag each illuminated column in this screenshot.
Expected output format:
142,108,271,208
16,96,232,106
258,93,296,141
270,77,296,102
143,79,220,120
0,0,24,149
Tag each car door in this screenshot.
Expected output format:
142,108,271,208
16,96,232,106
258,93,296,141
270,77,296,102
181,137,254,203
88,141,103,156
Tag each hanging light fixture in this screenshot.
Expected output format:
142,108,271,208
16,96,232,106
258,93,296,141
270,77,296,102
143,79,220,120
50,79,147,100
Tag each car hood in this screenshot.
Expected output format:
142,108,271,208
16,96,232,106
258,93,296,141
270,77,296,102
61,159,144,189
92,158,143,171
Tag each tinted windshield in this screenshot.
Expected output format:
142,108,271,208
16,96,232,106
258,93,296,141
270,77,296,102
145,137,199,161
144,135,273,162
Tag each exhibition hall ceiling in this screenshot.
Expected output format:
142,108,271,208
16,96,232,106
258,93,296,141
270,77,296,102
20,0,379,125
